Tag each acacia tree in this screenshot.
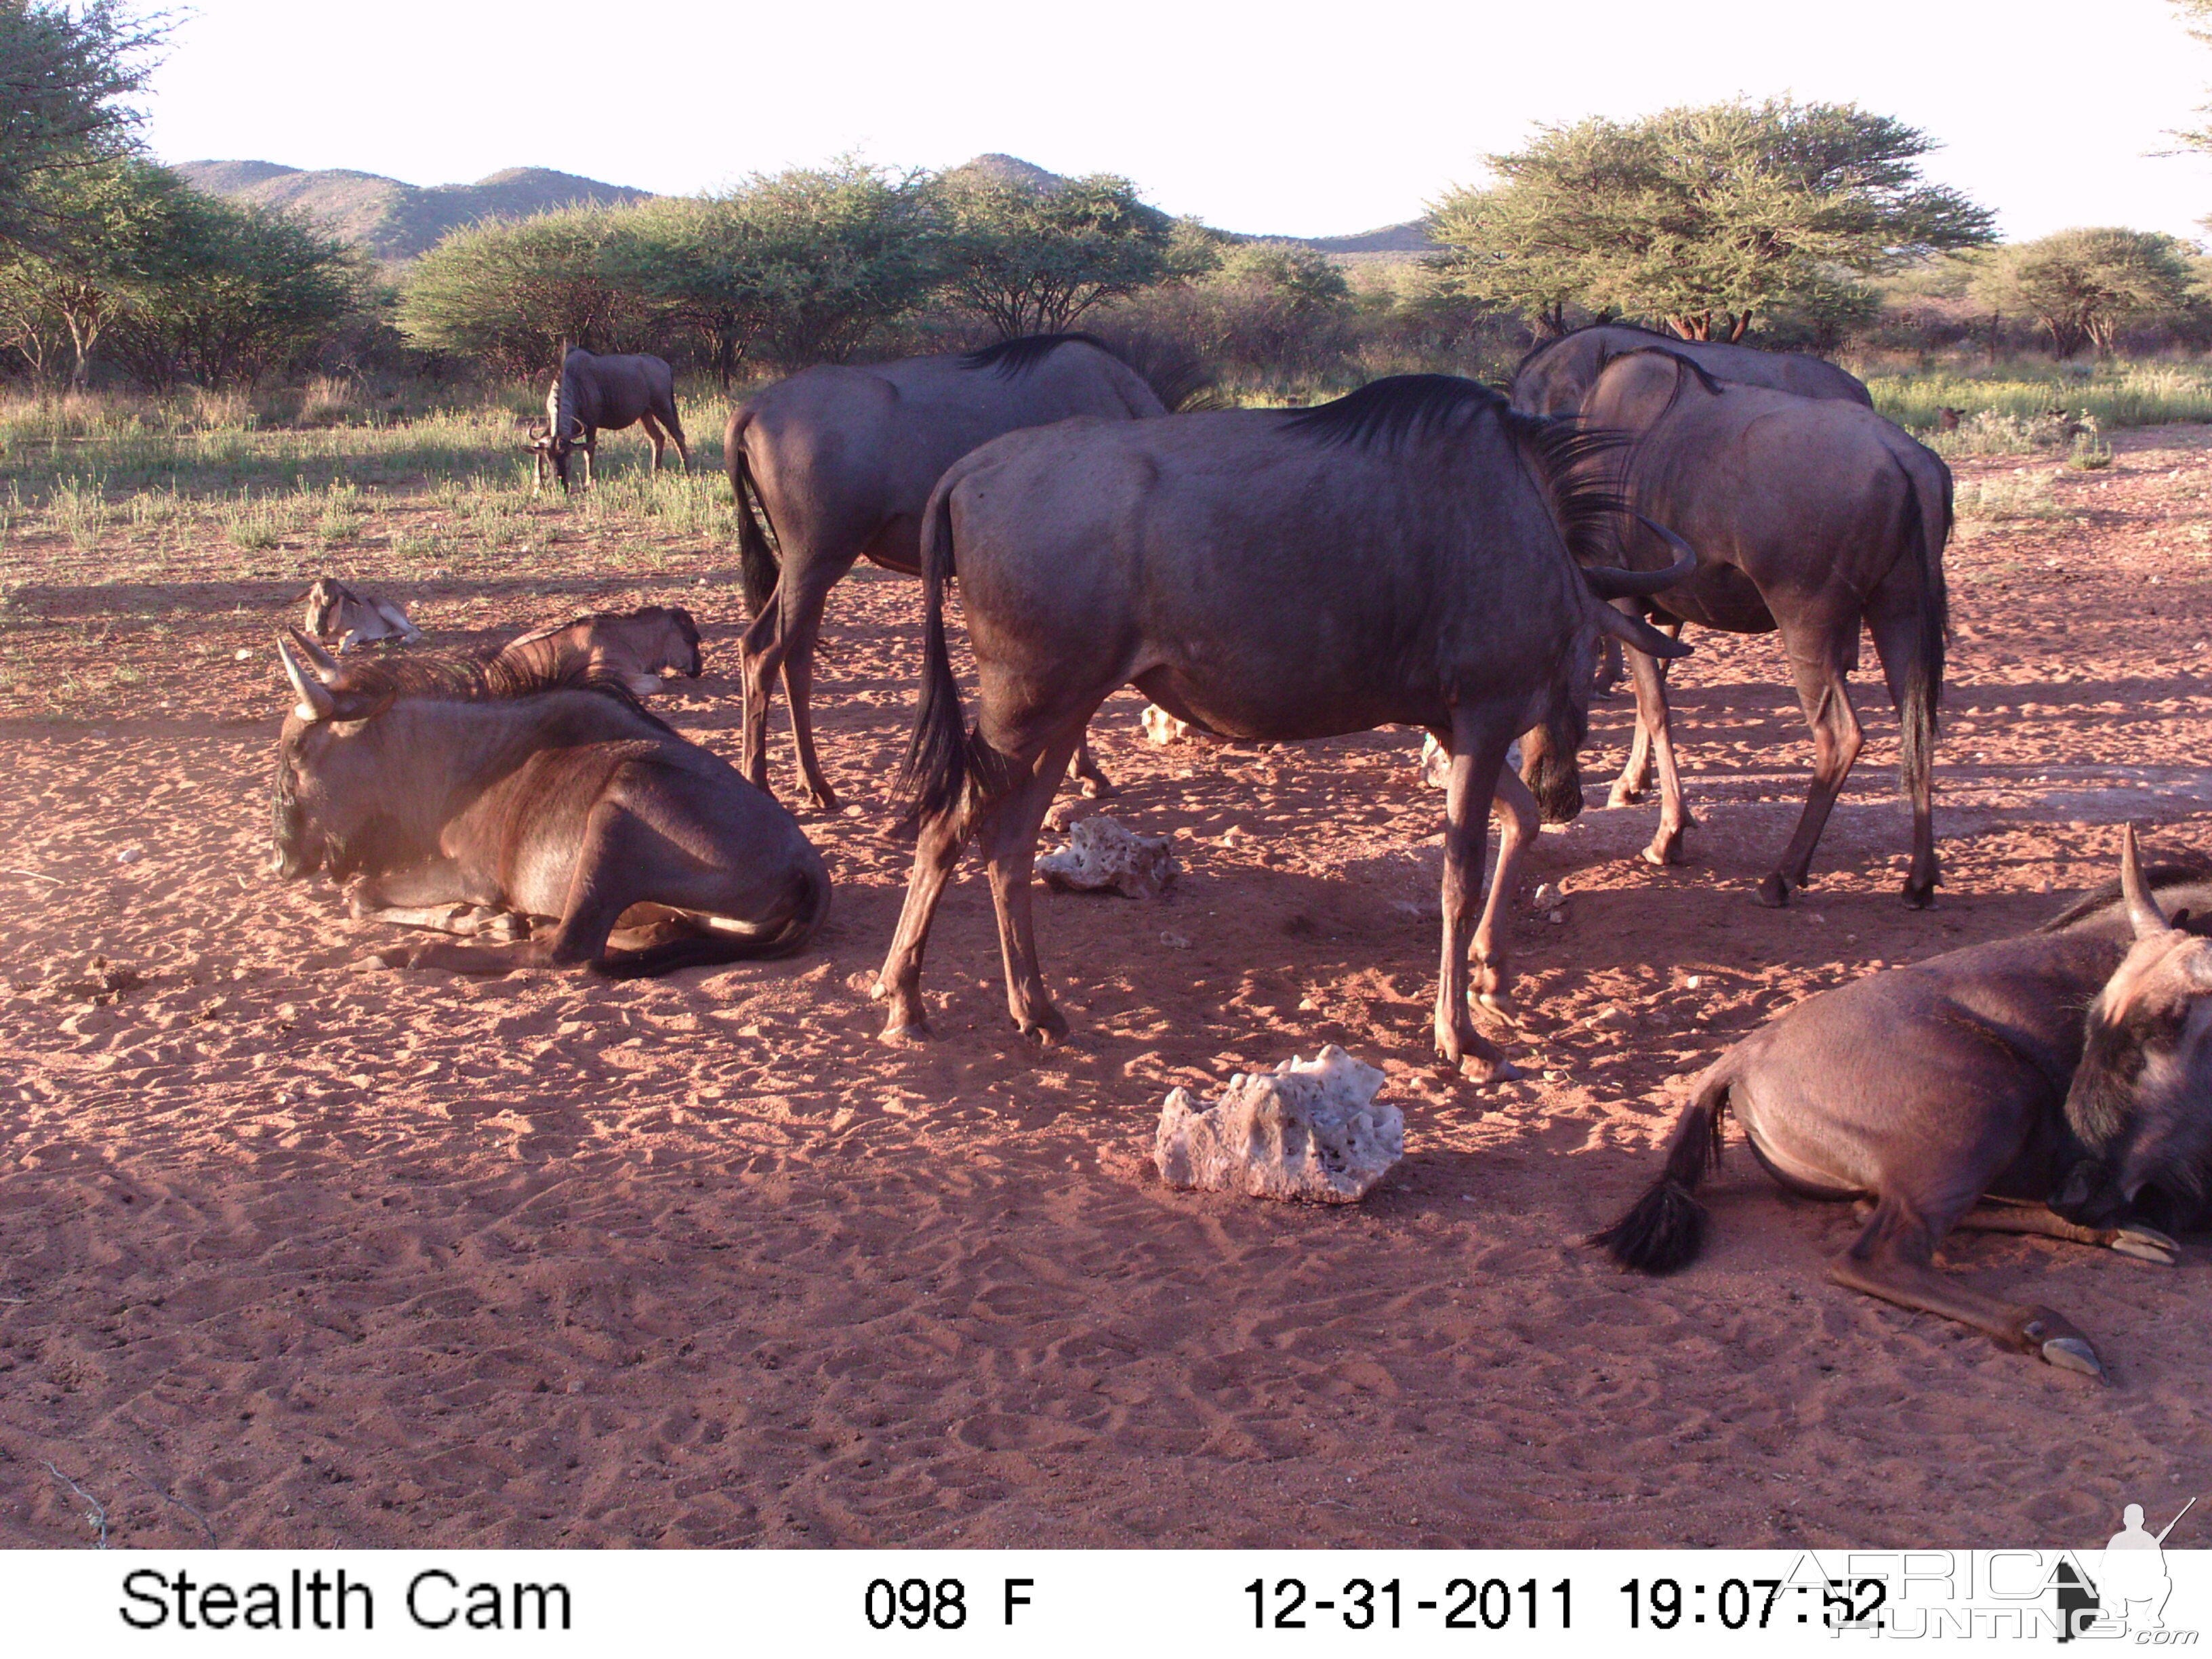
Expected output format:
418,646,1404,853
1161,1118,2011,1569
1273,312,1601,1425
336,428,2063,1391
398,207,665,376
0,0,169,254
931,169,1174,337
1972,228,2200,356
1428,98,1995,341
605,163,937,380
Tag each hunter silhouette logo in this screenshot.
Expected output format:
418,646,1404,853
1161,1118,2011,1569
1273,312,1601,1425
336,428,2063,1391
2057,1497,2198,1641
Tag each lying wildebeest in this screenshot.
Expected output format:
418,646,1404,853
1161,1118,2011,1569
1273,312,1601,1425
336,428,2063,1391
726,333,1172,809
528,347,690,493
1521,348,1952,907
302,577,423,651
1597,830,2209,1381
492,605,702,697
872,375,1694,1081
1509,321,1873,417
271,630,827,975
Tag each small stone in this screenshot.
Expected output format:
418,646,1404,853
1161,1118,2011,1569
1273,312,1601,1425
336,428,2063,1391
1589,1004,1632,1030
1160,930,1193,949
1038,815,1179,899
1683,975,1703,990
1530,881,1563,913
116,847,142,864
233,648,253,661
1153,1044,1402,1204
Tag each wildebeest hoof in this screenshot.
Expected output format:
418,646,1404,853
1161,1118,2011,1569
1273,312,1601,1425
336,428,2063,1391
878,1016,930,1044
1476,988,1515,1018
2112,1225,2178,1264
1757,874,1790,908
1078,774,1115,799
1641,838,1681,868
1607,783,1645,808
2039,1335,2105,1380
1457,1051,1523,1086
1902,880,1936,910
1018,1010,1071,1046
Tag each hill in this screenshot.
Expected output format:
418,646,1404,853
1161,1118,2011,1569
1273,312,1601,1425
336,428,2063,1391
170,161,654,261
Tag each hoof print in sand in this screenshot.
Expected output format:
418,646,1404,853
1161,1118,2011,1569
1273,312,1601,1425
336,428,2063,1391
1154,1044,1404,1204
1038,815,1179,899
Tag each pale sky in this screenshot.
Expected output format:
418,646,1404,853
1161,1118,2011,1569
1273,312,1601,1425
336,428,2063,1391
141,0,2212,244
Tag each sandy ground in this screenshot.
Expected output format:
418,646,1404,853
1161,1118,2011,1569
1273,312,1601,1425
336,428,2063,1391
2,428,2211,1550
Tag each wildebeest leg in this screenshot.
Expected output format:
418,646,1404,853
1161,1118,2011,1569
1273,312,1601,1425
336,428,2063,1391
1763,617,1864,907
1614,638,1693,867
1068,730,1115,798
741,548,857,809
1436,701,1519,1083
1605,611,1683,809
1827,1193,2105,1377
640,411,670,473
874,806,977,1041
1593,633,1624,699
1471,762,1538,1014
390,800,644,975
1866,578,1940,907
1946,1200,2179,1263
982,726,1088,1044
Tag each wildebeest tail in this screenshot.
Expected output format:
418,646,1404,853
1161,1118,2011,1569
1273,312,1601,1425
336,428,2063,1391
591,859,832,979
1590,1065,1730,1273
1896,453,1949,796
727,417,779,619
896,482,1012,824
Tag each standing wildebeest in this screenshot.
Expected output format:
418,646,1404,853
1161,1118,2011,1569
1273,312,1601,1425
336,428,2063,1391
1597,830,2211,1381
1521,348,1952,907
491,605,702,697
272,631,827,975
871,375,1694,1082
527,348,690,493
726,333,1170,810
1509,322,1873,417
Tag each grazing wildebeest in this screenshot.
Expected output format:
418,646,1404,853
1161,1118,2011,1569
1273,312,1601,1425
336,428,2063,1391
302,577,422,651
725,333,1171,809
1509,322,1872,417
1521,348,1952,907
272,631,827,975
1597,830,2211,1381
871,375,1694,1081
528,348,690,493
492,605,702,697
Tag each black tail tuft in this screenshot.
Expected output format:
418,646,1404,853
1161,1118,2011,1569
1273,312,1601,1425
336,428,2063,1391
896,480,1017,823
1591,1072,1729,1273
1894,455,1948,798
729,436,779,620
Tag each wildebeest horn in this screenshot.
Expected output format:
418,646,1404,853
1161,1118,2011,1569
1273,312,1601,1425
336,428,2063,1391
276,635,336,722
1580,518,1700,600
2121,823,2169,939
287,626,342,682
1594,602,1693,661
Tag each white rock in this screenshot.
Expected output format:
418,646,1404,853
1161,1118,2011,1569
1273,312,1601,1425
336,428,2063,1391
1529,881,1563,914
1038,815,1179,899
1153,1044,1403,1204
1417,734,1523,787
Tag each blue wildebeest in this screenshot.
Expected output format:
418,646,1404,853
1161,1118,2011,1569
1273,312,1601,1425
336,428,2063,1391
870,375,1695,1082
272,631,825,975
725,333,1176,810
1519,348,1952,907
1510,322,1873,417
528,348,690,493
492,605,702,697
1597,829,2210,1381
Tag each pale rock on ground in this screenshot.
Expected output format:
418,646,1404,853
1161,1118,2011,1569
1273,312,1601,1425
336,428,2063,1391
1153,1044,1404,1203
1038,815,1179,899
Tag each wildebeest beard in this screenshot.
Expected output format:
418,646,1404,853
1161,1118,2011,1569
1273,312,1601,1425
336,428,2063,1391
2053,1004,2209,1227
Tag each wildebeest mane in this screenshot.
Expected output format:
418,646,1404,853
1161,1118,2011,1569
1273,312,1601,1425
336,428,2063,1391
1285,375,1632,566
322,653,676,735
960,333,1109,378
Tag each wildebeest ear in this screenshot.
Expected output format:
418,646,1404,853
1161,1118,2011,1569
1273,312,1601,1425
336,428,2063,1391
276,635,337,722
1594,602,1693,661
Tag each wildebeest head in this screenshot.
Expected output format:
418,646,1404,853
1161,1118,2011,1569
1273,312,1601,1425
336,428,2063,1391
270,631,407,882
1517,517,1699,823
2055,827,2212,1229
